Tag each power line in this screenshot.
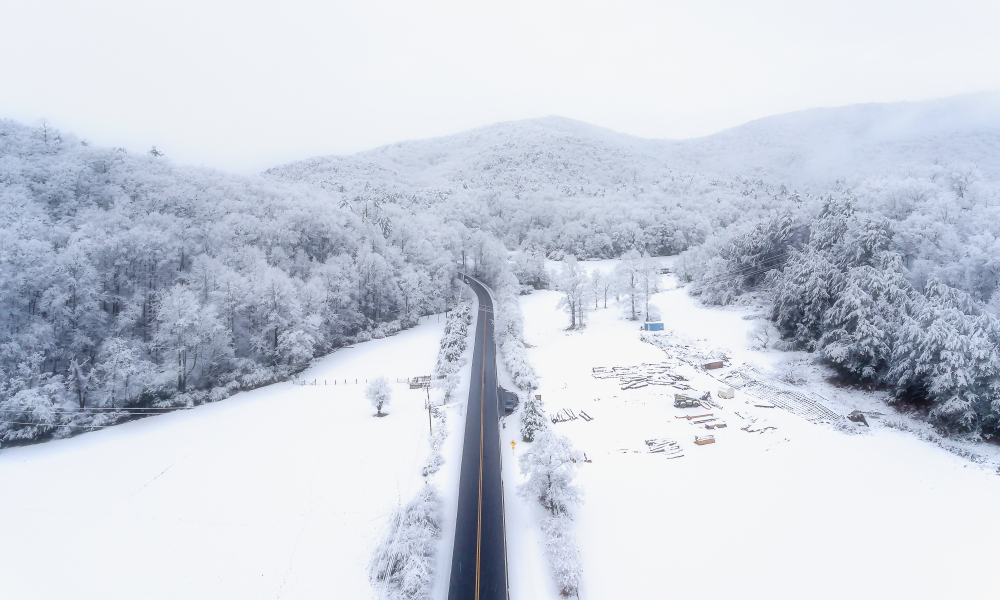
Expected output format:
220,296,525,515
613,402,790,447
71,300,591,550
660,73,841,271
0,407,193,414
680,252,789,286
2,420,107,429
683,253,791,291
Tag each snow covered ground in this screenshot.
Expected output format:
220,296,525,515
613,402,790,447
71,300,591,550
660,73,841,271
5,266,999,600
0,315,454,600
515,264,1000,599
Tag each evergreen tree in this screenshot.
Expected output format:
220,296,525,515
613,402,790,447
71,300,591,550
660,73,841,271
520,395,547,442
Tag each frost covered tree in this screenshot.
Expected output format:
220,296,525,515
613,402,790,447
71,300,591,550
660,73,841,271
819,260,914,381
638,252,660,321
93,338,155,407
589,270,611,309
518,429,582,515
540,513,583,598
518,428,583,598
771,249,844,349
520,395,547,442
889,279,1000,432
720,210,804,290
746,320,773,350
367,376,392,416
368,485,443,600
153,285,233,393
555,256,588,329
512,247,549,290
613,248,642,320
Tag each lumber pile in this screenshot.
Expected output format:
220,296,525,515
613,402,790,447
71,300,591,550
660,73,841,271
592,363,692,391
644,438,684,458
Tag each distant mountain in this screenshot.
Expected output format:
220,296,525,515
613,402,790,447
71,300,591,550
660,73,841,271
267,91,1000,193
670,90,1000,188
265,116,677,196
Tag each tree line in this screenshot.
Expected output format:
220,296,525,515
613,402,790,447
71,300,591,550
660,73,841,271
681,189,1000,437
0,120,473,444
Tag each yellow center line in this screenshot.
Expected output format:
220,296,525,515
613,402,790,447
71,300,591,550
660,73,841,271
475,294,486,600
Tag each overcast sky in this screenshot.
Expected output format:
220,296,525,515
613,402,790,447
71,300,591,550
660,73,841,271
2,0,999,172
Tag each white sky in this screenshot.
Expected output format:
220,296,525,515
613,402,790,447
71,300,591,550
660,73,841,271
2,0,999,172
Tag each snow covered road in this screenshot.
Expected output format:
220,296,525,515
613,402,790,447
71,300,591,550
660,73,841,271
0,316,446,600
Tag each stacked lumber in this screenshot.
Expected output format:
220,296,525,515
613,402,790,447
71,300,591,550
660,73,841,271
644,438,683,458
591,363,691,391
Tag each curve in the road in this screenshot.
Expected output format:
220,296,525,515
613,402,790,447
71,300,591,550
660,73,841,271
448,274,509,600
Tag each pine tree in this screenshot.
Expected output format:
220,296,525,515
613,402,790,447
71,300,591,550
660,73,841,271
520,395,547,442
771,249,843,349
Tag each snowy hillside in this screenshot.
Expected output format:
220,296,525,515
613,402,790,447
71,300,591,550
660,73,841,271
679,90,1000,187
267,92,1000,264
269,91,1000,194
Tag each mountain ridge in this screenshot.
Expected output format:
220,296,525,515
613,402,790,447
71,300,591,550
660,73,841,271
268,91,1000,191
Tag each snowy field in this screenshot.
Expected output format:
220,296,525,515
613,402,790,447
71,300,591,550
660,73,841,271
516,264,1000,599
0,315,450,600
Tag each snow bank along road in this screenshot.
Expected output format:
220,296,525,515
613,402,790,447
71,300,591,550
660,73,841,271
449,274,508,600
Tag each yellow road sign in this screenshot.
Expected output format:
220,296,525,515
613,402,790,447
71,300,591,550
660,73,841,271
510,440,516,449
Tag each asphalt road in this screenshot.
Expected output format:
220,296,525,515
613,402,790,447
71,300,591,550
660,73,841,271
448,274,508,600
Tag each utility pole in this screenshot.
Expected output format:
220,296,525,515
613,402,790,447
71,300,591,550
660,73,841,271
426,384,432,434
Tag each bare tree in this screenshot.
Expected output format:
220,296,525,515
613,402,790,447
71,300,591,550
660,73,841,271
614,249,642,320
555,256,588,329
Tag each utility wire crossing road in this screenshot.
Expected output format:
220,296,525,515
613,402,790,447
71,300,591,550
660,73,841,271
448,274,509,600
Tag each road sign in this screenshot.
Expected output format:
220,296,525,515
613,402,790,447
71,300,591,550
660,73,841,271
510,440,516,449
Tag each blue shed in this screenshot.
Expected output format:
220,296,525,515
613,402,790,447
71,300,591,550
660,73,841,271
642,322,664,331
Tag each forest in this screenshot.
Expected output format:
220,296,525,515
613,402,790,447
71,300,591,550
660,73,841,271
3,93,1000,443
0,120,467,443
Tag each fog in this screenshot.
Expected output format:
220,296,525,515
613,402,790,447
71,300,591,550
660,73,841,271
3,0,1000,172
